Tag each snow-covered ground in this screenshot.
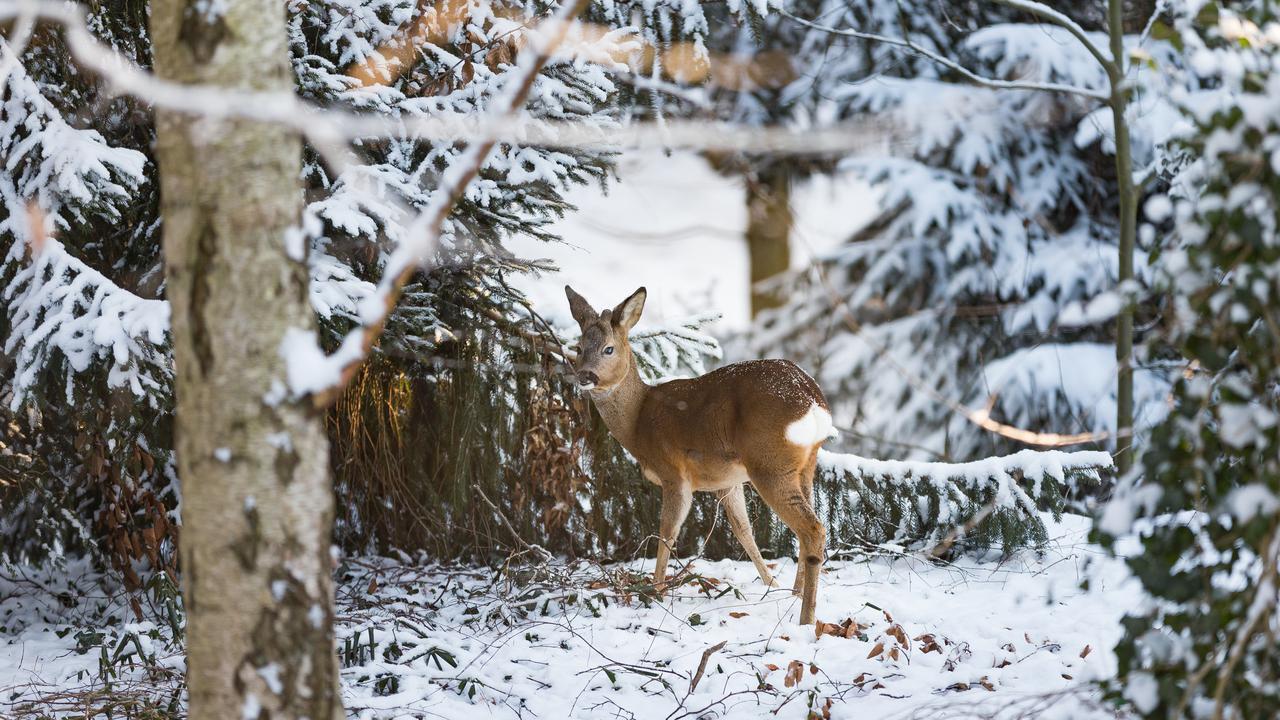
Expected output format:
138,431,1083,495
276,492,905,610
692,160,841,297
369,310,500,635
507,151,877,332
2,514,1138,718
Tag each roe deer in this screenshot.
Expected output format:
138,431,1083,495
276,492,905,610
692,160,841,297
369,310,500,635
565,285,834,625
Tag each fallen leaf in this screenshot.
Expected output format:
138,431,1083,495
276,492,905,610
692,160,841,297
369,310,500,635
1062,673,1074,680
765,663,780,672
809,663,819,675
729,611,749,619
867,641,885,659
980,676,995,691
1079,644,1092,659
784,660,805,688
946,682,970,692
888,624,908,646
367,577,378,594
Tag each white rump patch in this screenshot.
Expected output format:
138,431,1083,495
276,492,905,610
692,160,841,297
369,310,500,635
785,403,836,446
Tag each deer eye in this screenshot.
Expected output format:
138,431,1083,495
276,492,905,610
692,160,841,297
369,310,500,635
603,346,615,356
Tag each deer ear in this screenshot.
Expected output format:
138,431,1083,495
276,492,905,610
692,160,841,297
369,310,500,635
565,285,596,326
612,287,646,332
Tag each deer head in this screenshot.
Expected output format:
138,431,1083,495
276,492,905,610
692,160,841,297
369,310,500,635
564,285,646,391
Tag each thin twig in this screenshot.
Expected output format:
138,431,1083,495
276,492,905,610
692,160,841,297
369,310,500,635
780,10,1108,101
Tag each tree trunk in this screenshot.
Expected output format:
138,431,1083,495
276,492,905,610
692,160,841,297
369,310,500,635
150,2,343,719
745,165,792,317
1108,0,1137,476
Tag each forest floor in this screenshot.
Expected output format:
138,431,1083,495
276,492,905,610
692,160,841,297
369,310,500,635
2,513,1138,719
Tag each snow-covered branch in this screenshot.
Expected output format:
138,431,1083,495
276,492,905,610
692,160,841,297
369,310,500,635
2,233,171,408
295,0,596,406
987,0,1115,74
780,10,1107,100
0,1,910,157
819,448,1112,550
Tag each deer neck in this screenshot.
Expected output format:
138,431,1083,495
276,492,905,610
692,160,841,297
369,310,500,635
588,352,649,454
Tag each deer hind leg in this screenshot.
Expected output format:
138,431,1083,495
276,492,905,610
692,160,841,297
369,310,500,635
791,451,820,597
716,484,777,588
753,471,826,625
653,482,693,591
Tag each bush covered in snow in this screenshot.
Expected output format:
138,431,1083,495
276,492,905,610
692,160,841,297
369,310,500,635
1098,4,1280,717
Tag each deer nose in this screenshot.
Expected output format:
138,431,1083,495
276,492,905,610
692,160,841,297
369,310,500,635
578,371,598,386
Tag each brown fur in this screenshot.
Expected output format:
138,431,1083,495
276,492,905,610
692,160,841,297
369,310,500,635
565,285,831,624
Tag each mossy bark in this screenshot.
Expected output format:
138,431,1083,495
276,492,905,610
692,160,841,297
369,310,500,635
150,1,343,718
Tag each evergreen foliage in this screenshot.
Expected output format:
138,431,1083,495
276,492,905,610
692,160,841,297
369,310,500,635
1099,4,1280,716
745,1,1176,461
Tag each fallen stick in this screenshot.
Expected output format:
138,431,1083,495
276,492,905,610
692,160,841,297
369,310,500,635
689,640,728,693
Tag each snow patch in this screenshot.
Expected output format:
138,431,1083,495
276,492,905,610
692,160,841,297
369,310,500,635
1227,485,1280,523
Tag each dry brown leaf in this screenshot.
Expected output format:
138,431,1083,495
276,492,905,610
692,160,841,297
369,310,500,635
729,611,749,619
946,682,970,692
367,577,378,594
867,641,885,659
765,663,780,672
916,634,942,654
809,663,819,675
888,624,908,646
1079,644,1092,659
980,676,994,691
784,660,805,688
888,646,900,661
1062,673,1074,680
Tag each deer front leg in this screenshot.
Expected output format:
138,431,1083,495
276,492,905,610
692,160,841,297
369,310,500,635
653,482,693,590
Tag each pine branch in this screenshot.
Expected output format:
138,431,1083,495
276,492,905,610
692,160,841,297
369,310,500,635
0,2,912,156
306,0,595,407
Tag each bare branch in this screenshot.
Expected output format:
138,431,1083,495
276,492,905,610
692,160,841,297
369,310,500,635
987,0,1116,75
781,10,1108,101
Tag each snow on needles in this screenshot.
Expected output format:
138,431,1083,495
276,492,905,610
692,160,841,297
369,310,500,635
821,447,1113,522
